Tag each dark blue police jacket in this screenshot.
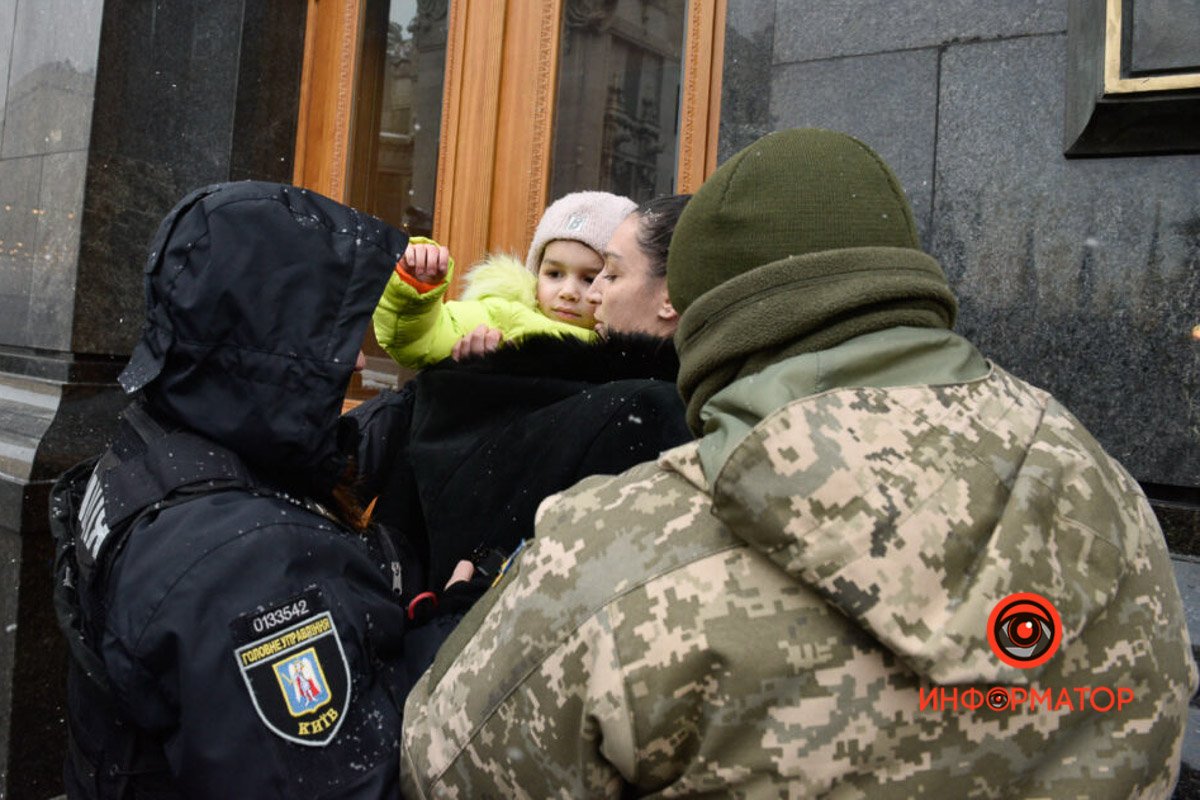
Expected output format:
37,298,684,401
51,182,409,799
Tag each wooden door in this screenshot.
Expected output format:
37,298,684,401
294,0,725,392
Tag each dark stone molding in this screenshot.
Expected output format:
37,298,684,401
0,343,124,384
0,358,126,795
3,481,62,799
1155,489,1200,558
0,349,125,535
28,379,128,482
1065,0,1200,156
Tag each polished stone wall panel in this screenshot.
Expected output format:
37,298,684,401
1131,0,1200,72
719,0,775,163
230,0,306,183
88,0,239,182
181,1,244,178
1,63,94,159
769,50,939,245
6,480,66,799
76,0,307,356
0,529,17,793
28,151,86,351
0,0,16,144
773,0,1066,64
932,34,1200,485
729,0,775,33
721,3,1200,487
1,0,102,158
0,156,41,346
73,155,174,355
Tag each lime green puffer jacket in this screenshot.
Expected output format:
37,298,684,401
373,238,596,370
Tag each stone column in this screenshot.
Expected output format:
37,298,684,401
0,1,306,795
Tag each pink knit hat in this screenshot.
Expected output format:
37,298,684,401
525,191,637,274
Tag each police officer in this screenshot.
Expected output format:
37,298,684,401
51,182,409,798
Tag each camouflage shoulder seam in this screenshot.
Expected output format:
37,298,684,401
713,370,1035,496
1045,397,1145,503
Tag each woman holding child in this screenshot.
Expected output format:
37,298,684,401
351,192,692,653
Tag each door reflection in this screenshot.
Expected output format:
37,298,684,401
549,0,687,202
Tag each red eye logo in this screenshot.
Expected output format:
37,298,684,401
987,592,1062,669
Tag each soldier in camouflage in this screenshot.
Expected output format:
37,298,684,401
400,128,1196,798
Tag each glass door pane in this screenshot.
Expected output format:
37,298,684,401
347,0,449,393
549,0,688,203
349,0,448,238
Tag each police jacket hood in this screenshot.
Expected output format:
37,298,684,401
119,181,406,495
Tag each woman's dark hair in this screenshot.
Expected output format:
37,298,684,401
633,193,691,278
330,457,370,532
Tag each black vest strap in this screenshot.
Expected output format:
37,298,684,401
54,403,261,694
101,404,254,531
51,455,111,690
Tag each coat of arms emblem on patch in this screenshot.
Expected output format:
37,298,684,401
231,589,351,746
275,648,332,715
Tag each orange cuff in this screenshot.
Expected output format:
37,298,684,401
394,261,444,294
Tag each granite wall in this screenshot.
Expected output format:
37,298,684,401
721,0,1197,495
0,1,306,796
0,2,108,796
721,1,1199,795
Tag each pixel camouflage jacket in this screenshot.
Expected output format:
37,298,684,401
401,327,1196,799
373,240,595,370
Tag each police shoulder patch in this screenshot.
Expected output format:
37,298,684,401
230,587,351,746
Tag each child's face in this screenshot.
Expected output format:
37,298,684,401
536,240,603,329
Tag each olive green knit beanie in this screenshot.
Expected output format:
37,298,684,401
668,128,958,433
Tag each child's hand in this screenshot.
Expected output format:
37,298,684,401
401,242,450,284
452,325,504,361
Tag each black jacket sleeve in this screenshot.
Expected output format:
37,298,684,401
575,381,692,479
348,385,416,504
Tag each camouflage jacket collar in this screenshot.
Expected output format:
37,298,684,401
694,327,989,481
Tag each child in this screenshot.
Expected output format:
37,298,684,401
373,191,635,369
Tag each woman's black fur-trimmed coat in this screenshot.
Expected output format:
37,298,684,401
351,333,692,596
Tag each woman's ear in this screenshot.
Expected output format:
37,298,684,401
657,297,678,322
